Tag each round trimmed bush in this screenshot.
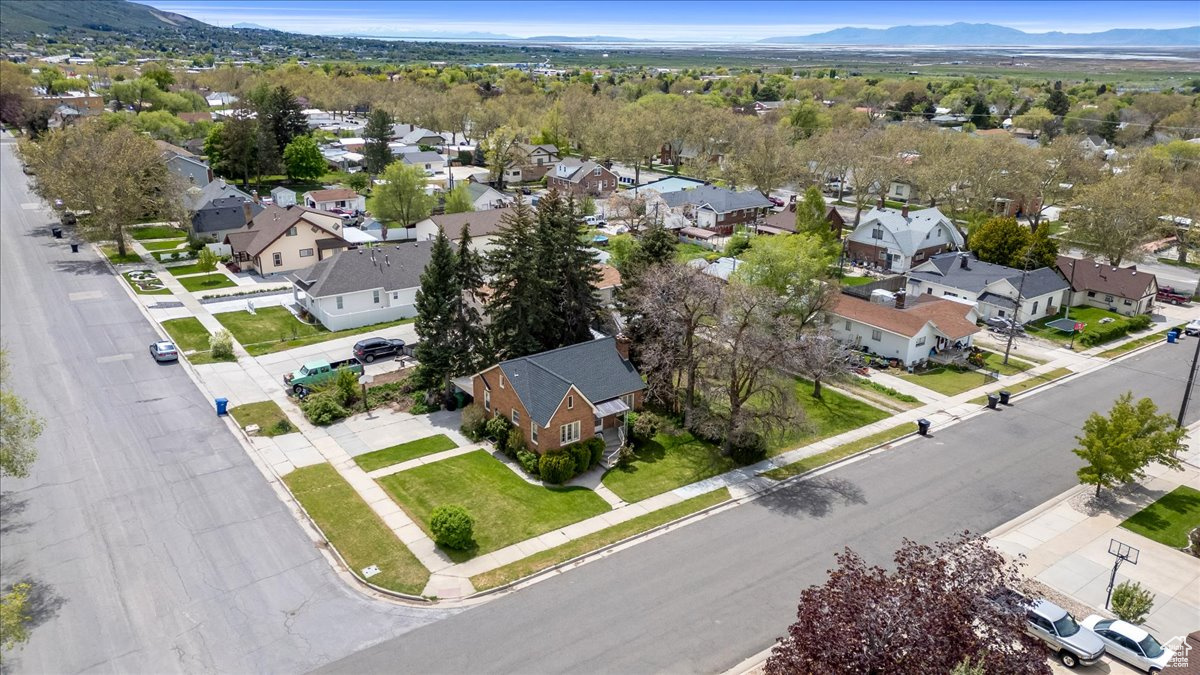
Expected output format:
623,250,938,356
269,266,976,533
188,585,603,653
587,437,606,467
566,441,591,474
517,449,540,476
430,504,474,550
538,450,576,484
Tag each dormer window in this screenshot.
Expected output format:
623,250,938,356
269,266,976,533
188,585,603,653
872,228,884,239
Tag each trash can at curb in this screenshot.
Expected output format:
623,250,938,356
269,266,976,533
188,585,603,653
215,397,229,416
69,242,79,253
1167,330,1179,344
999,390,1011,405
917,419,931,436
986,394,999,409
51,227,62,238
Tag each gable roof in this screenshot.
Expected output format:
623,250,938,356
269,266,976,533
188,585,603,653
192,196,255,234
291,243,434,297
226,205,345,258
550,158,613,184
305,188,359,204
401,151,445,166
465,182,502,204
1056,255,1158,299
909,252,1069,297
854,206,964,257
155,139,198,160
515,143,558,156
832,294,979,340
183,178,254,213
426,207,512,240
628,175,708,196
487,337,645,427
595,264,622,290
660,185,773,214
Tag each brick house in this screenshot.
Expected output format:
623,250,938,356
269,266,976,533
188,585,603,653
844,204,964,273
757,202,844,238
660,185,773,236
471,337,645,455
546,159,619,197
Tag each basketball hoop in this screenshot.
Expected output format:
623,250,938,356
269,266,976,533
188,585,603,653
1104,539,1140,609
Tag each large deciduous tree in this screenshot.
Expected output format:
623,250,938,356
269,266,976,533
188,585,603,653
372,162,434,241
724,118,796,196
443,183,474,214
794,328,850,399
0,350,43,479
766,533,1049,675
283,135,327,183
1065,171,1168,266
733,233,837,329
20,121,184,256
1074,392,1185,498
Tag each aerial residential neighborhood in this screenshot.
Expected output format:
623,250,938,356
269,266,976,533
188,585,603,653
0,0,1198,673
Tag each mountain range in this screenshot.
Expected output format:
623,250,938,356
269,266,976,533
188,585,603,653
760,22,1200,46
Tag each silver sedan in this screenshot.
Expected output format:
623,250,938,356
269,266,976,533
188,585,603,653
149,341,179,362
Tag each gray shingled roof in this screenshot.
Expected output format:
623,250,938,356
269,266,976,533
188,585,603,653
909,252,1069,297
660,185,773,214
401,151,445,166
291,242,434,297
495,337,645,427
192,196,257,233
183,179,255,213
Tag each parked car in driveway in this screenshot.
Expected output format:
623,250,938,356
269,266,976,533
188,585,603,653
1024,599,1106,668
353,337,406,363
149,340,179,362
768,196,785,207
1080,616,1173,673
284,358,363,394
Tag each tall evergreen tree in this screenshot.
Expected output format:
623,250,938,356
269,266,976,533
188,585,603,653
450,224,489,375
258,86,307,155
413,232,459,398
486,196,545,360
620,221,677,291
363,108,394,176
544,193,603,348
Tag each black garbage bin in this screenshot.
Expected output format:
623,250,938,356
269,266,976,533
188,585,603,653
986,394,999,409
51,226,62,239
69,242,79,253
999,390,1011,405
917,418,931,436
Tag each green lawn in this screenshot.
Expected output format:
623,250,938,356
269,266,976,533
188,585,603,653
674,242,712,263
101,245,143,265
1121,486,1200,549
979,350,1035,376
141,239,188,251
1098,325,1185,358
166,262,219,276
770,379,891,455
895,365,997,397
354,435,459,472
968,367,1073,404
1026,307,1131,345
603,432,736,503
378,450,611,560
160,317,212,352
122,271,171,295
228,400,296,437
130,225,186,240
1157,257,1200,271
764,423,913,480
178,273,237,292
214,306,414,356
838,275,876,287
283,463,429,595
471,488,730,591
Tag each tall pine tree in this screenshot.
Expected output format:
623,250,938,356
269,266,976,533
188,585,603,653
540,192,602,348
258,86,307,155
364,108,394,176
485,196,546,360
450,224,489,375
413,232,459,399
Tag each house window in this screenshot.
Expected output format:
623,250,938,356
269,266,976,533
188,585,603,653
484,389,490,411
1104,294,1114,302
916,336,926,346
593,167,601,176
531,423,539,444
872,228,884,239
512,409,520,425
925,288,933,294
336,296,343,310
1123,299,1132,306
871,329,882,341
299,248,314,257
373,290,381,304
1032,301,1039,314
1087,291,1096,298
567,395,574,410
560,420,581,445
621,393,635,409
844,320,851,330
272,252,283,267
998,310,1006,317
499,374,505,388
878,251,886,260
393,292,399,300
286,226,297,237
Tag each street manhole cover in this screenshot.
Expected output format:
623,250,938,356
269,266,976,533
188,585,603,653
362,565,381,578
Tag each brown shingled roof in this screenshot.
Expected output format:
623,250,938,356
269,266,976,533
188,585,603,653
428,207,512,239
306,188,359,203
595,264,622,290
832,294,979,340
1056,255,1158,300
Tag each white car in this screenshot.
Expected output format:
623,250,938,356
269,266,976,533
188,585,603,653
1185,319,1200,337
1080,616,1173,673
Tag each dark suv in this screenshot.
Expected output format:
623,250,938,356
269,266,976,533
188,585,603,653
353,337,405,363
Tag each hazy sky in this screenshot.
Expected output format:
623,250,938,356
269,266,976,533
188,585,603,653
143,0,1200,41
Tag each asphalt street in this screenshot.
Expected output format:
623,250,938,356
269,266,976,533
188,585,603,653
0,136,450,674
322,345,1198,674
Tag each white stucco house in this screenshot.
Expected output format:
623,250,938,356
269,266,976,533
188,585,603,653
845,205,964,273
303,188,366,213
829,291,981,367
907,252,1071,324
289,243,435,331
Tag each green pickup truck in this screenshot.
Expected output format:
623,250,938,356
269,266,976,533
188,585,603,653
284,357,363,394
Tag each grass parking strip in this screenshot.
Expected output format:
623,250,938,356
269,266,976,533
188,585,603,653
130,225,186,240
763,423,913,481
1098,325,1184,358
283,463,429,595
141,239,188,251
1121,486,1200,549
354,435,459,472
229,400,296,437
214,306,414,356
967,367,1073,405
471,488,731,591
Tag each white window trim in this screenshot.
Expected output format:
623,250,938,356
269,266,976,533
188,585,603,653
484,389,490,411
531,422,539,444
512,409,520,425
871,329,882,341
560,420,581,445
273,252,283,267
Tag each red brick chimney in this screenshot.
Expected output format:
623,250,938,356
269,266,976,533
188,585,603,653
614,334,631,361
894,290,907,309
902,204,909,218
878,197,885,209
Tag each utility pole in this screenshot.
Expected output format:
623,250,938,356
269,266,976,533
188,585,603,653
1178,328,1200,428
1003,249,1033,366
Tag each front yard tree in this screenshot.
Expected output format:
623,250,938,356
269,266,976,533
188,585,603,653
373,162,435,241
795,328,850,399
794,185,835,242
486,196,546,359
1065,171,1168,266
283,135,326,183
766,533,1049,675
363,108,394,176
444,183,474,214
725,118,797,196
208,111,259,189
485,125,520,190
0,350,43,478
21,121,184,257
450,225,489,375
970,217,1031,268
1,582,33,656
413,230,459,399
1074,392,1185,498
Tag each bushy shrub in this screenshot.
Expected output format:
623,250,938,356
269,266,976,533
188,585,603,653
517,449,540,476
334,366,359,406
429,504,474,550
505,427,526,457
728,429,767,465
538,450,576,484
1128,314,1152,331
1189,526,1200,558
485,414,512,442
269,418,294,435
631,411,673,440
566,441,592,474
1110,581,1155,624
209,329,234,359
366,381,408,408
410,392,438,415
302,392,348,426
460,404,487,440
615,444,636,468
586,436,606,467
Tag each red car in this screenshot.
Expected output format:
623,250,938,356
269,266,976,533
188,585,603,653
1157,286,1189,305
768,196,785,207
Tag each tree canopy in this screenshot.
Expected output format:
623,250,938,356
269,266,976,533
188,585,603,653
1074,392,1185,498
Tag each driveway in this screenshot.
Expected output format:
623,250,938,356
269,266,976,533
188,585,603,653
249,321,418,383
